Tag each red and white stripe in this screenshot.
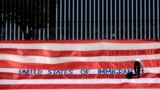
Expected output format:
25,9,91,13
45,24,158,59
0,40,160,89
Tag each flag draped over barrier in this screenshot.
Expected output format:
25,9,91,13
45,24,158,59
0,40,160,89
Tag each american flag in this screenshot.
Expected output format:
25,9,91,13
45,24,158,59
0,40,159,89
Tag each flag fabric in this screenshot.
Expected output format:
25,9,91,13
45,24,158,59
0,40,160,89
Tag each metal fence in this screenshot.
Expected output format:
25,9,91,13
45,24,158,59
0,0,160,40
0,0,55,40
